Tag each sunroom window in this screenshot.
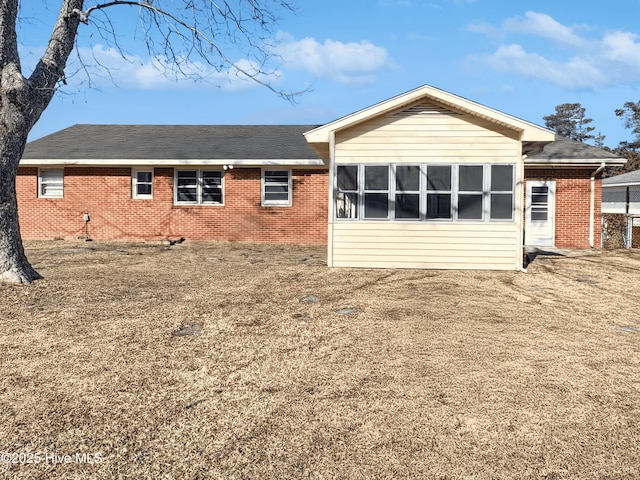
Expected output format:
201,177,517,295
490,165,514,220
336,165,359,219
364,166,389,219
395,165,421,219
458,165,483,220
335,163,515,222
426,165,452,219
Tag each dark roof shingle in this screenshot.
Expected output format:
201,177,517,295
23,124,321,160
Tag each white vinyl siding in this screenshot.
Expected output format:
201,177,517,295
332,222,520,270
132,169,153,199
329,100,523,270
38,168,64,198
335,103,520,165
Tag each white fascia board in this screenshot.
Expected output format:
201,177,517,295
603,182,640,188
19,158,327,167
525,159,627,167
304,84,555,143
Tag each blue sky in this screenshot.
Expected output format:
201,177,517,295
22,1,640,147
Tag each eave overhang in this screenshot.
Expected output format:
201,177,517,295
19,158,327,167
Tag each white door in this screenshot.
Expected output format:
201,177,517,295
525,180,555,246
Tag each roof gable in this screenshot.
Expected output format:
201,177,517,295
304,85,556,150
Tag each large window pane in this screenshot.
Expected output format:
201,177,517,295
426,193,451,219
491,193,513,219
459,165,483,192
395,193,420,219
491,165,513,191
177,189,197,202
265,185,288,198
137,171,152,183
137,183,152,196
336,192,358,218
176,170,197,203
365,165,389,190
396,165,420,191
427,166,451,191
337,166,358,191
458,194,483,219
202,171,222,204
364,193,389,218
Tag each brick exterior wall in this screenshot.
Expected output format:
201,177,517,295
525,168,602,249
16,167,328,245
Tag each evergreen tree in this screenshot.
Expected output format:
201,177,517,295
543,103,596,143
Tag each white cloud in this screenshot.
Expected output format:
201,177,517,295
60,45,281,92
502,11,589,49
469,11,640,90
23,31,392,92
272,32,392,85
485,44,607,89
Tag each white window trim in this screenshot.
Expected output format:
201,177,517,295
261,169,292,206
132,169,154,200
174,169,224,206
38,168,64,198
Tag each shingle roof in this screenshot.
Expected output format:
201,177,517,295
23,124,321,160
603,170,640,186
526,135,624,164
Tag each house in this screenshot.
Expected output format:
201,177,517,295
19,125,329,245
602,170,640,248
18,85,625,270
304,85,624,269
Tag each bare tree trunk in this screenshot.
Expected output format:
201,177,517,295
0,122,41,283
0,0,83,283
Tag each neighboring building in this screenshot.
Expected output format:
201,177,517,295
18,85,625,270
602,170,640,248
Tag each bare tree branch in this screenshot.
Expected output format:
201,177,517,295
67,0,305,101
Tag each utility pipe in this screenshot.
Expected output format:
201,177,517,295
589,162,606,248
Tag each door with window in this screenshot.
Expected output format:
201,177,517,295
525,180,555,246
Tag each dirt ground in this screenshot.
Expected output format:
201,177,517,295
1,240,639,479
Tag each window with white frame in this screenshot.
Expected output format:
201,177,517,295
489,165,515,219
38,168,64,198
364,165,389,219
336,165,359,218
335,163,515,222
174,169,223,205
458,165,484,220
426,165,452,219
262,170,292,206
395,165,421,219
132,169,153,199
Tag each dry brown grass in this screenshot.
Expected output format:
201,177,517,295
1,240,639,479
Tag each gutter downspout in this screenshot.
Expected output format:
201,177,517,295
590,162,606,248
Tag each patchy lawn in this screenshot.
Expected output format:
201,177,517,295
1,241,639,479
